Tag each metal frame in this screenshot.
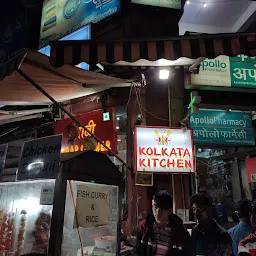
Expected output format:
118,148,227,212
14,68,125,256
48,161,124,256
17,68,129,169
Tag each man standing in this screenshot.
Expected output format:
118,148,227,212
229,200,253,256
132,190,191,256
191,193,233,256
238,203,256,256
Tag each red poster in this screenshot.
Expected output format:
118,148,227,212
54,108,117,154
246,158,256,183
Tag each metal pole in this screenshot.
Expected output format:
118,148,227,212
17,69,129,169
168,81,176,213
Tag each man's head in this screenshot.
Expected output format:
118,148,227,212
191,193,212,221
237,200,252,222
250,202,256,230
152,190,173,223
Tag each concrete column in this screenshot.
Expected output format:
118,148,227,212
228,148,242,202
239,160,252,201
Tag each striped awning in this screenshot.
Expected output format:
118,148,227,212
50,33,256,67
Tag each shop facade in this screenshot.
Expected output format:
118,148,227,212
185,55,256,226
49,34,255,235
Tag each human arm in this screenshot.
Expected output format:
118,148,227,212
181,227,193,256
222,233,234,256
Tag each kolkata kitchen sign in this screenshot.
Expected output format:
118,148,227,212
134,126,195,173
189,55,256,89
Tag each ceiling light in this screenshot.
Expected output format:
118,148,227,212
159,70,170,80
203,3,207,7
186,1,190,4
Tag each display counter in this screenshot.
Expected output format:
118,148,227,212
0,150,124,256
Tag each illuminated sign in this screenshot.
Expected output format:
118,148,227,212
39,0,120,48
134,126,195,173
132,0,181,9
54,108,117,154
189,55,256,89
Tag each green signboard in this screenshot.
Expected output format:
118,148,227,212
190,109,255,145
190,55,256,89
131,0,181,9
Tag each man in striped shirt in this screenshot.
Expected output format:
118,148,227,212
132,190,191,256
238,203,256,256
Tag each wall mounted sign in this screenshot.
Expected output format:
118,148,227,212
246,158,256,183
17,135,62,181
189,55,256,89
132,0,181,9
134,126,195,173
190,109,255,145
54,108,117,154
135,172,153,186
76,184,110,228
39,0,120,48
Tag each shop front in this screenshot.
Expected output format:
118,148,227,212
48,33,255,236
186,55,256,227
0,134,124,256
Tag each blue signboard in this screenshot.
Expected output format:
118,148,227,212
39,0,120,48
190,109,255,145
39,25,90,70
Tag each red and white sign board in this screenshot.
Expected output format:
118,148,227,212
246,158,256,183
134,126,195,173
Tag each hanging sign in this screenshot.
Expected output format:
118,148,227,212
76,184,110,228
246,158,256,183
0,144,8,180
17,135,62,181
54,108,117,154
189,55,256,89
134,126,195,173
190,109,255,146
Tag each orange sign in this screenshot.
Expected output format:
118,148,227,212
54,108,117,154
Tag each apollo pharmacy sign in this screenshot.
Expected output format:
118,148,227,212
134,126,195,173
189,55,256,89
190,109,255,146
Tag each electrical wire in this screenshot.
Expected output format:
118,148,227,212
134,85,170,122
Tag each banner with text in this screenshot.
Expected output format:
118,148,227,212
40,0,120,48
190,109,255,145
76,184,110,228
189,55,256,89
134,126,195,173
17,135,62,181
54,108,117,154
